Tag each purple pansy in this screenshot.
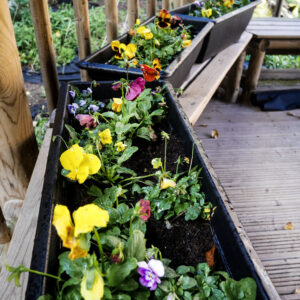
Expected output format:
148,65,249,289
138,259,165,291
69,90,76,99
67,103,79,115
194,1,202,7
79,99,87,106
99,102,105,108
82,87,92,95
88,104,99,112
126,77,145,101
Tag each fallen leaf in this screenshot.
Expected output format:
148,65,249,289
287,112,300,118
199,124,208,127
205,243,216,268
294,287,300,294
211,129,219,139
284,222,294,230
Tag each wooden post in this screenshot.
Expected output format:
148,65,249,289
241,39,269,102
0,1,38,211
162,0,170,9
105,0,118,42
173,0,181,8
73,0,91,81
274,0,284,16
128,0,139,29
147,0,156,18
29,0,59,114
224,51,246,103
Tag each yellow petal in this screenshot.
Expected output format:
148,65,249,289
99,129,112,145
60,144,84,171
73,204,109,237
112,98,122,113
160,178,176,190
81,271,104,300
69,239,89,260
81,154,101,175
52,205,74,248
136,26,146,35
77,165,89,184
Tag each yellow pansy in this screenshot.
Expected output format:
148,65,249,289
182,40,191,48
160,178,176,190
204,208,211,213
201,8,212,18
136,19,141,25
136,26,147,35
115,141,126,152
52,204,109,260
99,129,112,145
60,144,101,184
125,43,137,60
112,98,122,113
73,204,109,237
142,29,154,40
131,58,139,66
81,270,104,300
223,0,234,7
151,158,162,169
111,40,120,52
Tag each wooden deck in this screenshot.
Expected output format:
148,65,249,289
195,99,300,299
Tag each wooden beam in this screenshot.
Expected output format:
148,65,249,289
0,129,52,299
274,0,284,16
105,0,118,42
162,0,170,10
173,0,181,8
147,0,156,18
73,0,91,81
0,1,38,208
29,0,59,114
128,0,139,29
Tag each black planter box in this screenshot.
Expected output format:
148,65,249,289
26,81,269,300
171,1,260,62
77,17,213,88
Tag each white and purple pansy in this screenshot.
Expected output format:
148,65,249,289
137,259,165,291
69,90,76,99
88,104,99,112
79,99,87,106
67,103,79,115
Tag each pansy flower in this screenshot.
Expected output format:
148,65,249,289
157,9,172,28
88,104,99,112
81,270,104,300
115,141,126,152
201,8,212,18
112,98,123,112
76,114,97,129
60,144,101,184
170,15,183,29
67,103,79,115
126,77,145,100
223,0,234,7
111,40,126,59
124,43,137,60
99,128,112,145
136,26,154,40
182,40,192,48
140,64,160,82
137,199,151,221
152,58,162,72
160,177,176,190
52,204,109,260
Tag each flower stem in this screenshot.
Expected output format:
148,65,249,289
188,143,195,175
120,173,155,184
164,137,167,173
129,216,134,236
93,228,105,271
23,267,62,281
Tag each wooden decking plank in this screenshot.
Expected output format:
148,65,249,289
179,32,252,125
195,98,300,298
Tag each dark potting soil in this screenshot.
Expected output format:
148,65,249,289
146,215,214,268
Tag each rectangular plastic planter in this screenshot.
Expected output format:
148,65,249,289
77,17,213,88
171,1,260,62
26,81,268,300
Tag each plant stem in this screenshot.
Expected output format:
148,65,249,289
120,173,156,184
24,267,62,281
129,216,134,236
188,143,195,175
93,228,105,271
164,136,167,173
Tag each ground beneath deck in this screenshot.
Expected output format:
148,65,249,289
195,99,300,299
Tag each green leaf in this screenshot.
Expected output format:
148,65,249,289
176,265,195,275
185,205,200,221
111,294,131,300
132,291,151,299
58,252,87,278
220,277,257,300
37,296,53,300
118,278,139,291
117,167,136,176
126,230,146,261
107,257,138,287
88,185,103,197
149,109,164,117
181,276,197,290
65,124,78,140
164,266,179,279
61,277,81,294
61,284,82,300
86,269,95,290
102,111,116,118
197,263,211,277
102,234,123,248
117,147,138,164
137,127,150,141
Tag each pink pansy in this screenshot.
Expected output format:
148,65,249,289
76,114,97,129
126,77,145,101
137,199,151,221
112,82,122,91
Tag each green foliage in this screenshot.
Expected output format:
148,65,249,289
33,113,49,149
9,1,106,70
264,55,300,69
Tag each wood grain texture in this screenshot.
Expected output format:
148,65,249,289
0,1,38,208
128,0,139,29
0,129,52,299
30,0,59,114
147,0,156,18
73,0,91,81
162,0,170,9
180,32,252,125
105,0,118,42
195,99,300,298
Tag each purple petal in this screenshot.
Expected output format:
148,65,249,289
69,90,76,99
138,267,148,276
149,281,157,291
139,277,152,288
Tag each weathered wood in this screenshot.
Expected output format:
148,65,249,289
147,0,156,18
180,32,252,125
29,0,59,114
0,1,38,209
128,0,139,29
173,0,181,8
162,0,170,10
0,210,10,244
241,39,268,102
260,69,300,80
73,0,91,81
0,129,52,299
224,51,246,103
274,0,284,16
105,0,118,42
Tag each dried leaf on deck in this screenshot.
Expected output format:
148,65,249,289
205,243,216,267
199,124,208,127
294,287,300,294
211,129,219,139
283,221,294,230
287,112,300,118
